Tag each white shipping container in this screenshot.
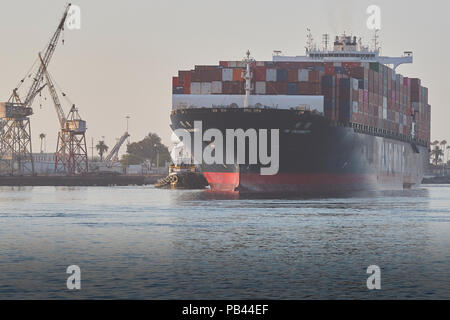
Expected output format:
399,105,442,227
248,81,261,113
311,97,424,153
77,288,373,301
266,69,277,82
352,79,359,91
172,94,324,113
383,97,387,108
255,81,266,95
211,81,222,94
201,82,211,95
352,101,358,113
383,106,387,120
298,69,309,82
222,68,233,81
190,82,201,94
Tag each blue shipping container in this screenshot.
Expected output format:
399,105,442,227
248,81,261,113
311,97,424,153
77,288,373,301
287,83,298,95
276,69,288,82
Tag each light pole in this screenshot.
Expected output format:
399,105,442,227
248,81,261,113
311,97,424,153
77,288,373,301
126,115,131,144
154,143,160,169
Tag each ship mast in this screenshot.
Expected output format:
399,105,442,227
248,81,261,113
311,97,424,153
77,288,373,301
243,50,254,108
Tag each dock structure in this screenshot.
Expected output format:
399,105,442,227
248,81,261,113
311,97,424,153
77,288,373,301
0,174,165,187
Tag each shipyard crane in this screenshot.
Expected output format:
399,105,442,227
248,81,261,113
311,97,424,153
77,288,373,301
0,4,72,176
39,53,88,175
104,132,130,167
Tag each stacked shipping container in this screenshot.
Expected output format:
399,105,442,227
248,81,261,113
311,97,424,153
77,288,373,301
173,60,430,143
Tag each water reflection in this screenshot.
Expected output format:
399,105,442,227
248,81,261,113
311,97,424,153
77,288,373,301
172,187,430,201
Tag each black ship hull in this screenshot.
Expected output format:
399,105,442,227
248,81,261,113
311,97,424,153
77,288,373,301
170,108,428,194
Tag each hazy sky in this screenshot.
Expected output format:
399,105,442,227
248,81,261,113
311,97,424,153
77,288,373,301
0,0,448,155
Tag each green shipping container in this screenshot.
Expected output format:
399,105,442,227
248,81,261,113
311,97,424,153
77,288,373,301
369,62,380,72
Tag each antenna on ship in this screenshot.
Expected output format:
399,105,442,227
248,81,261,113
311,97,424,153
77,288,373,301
372,29,380,53
322,34,330,51
242,50,254,109
306,28,313,52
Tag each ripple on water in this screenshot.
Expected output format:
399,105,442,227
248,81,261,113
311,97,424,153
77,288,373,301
0,185,449,299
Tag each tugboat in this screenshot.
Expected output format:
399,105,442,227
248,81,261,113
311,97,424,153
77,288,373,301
154,142,208,189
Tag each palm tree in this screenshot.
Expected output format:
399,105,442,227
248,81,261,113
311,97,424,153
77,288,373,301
430,145,444,166
39,133,46,153
96,140,109,161
447,146,450,164
441,141,448,165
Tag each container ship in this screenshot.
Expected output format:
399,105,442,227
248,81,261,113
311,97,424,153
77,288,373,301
170,34,430,193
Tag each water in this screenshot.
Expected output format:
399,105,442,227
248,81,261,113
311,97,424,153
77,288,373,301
0,185,449,299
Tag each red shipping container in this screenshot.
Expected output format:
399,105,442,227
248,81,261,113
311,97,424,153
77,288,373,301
342,62,361,68
222,81,232,94
254,67,266,81
348,67,365,79
233,68,244,81
403,77,410,87
194,68,222,82
190,70,201,82
325,66,335,76
222,81,244,94
298,82,313,95
178,70,190,84
410,78,421,90
266,82,287,95
172,77,179,88
219,61,228,67
308,70,320,83
358,89,364,103
210,68,222,81
195,65,219,71
178,71,191,94
287,68,298,82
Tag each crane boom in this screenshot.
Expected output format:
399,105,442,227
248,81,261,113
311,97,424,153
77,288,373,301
22,3,71,108
38,53,66,128
105,132,130,164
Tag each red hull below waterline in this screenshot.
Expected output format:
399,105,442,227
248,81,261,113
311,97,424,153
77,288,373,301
203,172,240,192
202,172,409,193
